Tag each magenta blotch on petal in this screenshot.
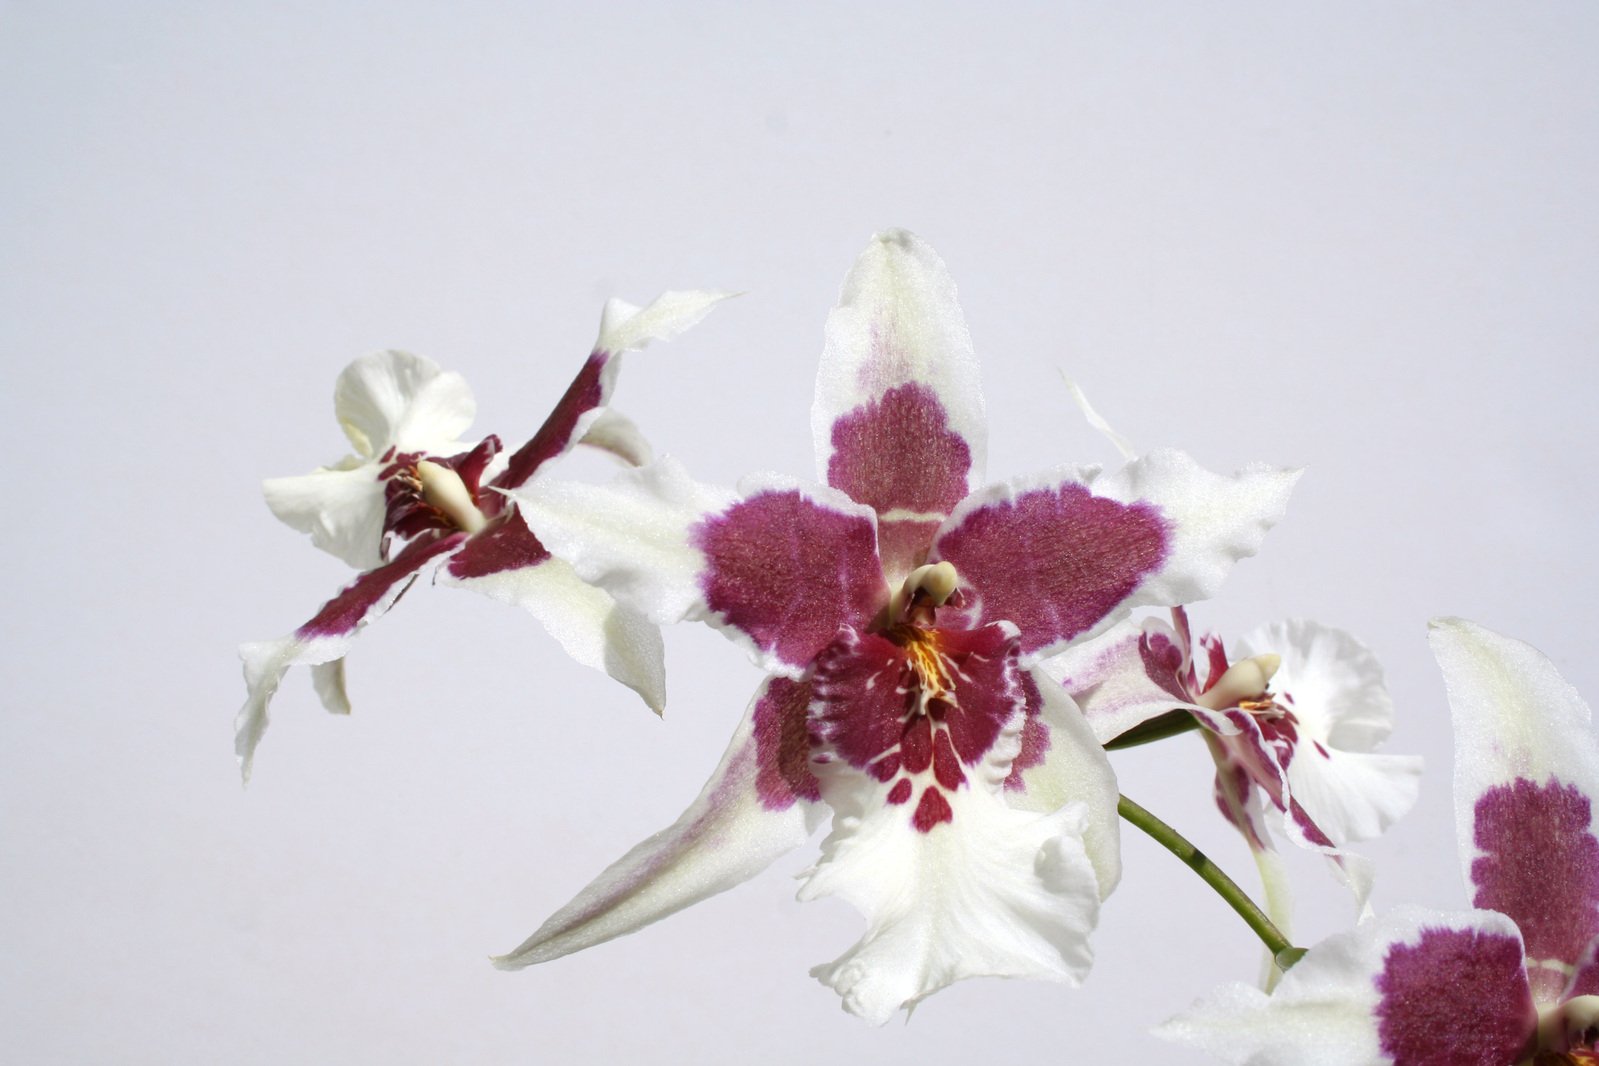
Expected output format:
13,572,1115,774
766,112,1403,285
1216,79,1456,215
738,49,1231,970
693,489,886,670
934,482,1169,656
445,514,552,580
1374,924,1535,1066
752,677,821,811
1472,778,1599,975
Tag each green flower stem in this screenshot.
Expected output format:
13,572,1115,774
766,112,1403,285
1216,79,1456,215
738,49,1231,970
1117,792,1304,970
1103,709,1201,750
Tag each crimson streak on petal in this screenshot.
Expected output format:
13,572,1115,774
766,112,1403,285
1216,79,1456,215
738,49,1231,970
298,533,467,639
489,351,609,505
693,490,886,670
753,677,821,811
1374,925,1535,1066
933,482,1170,656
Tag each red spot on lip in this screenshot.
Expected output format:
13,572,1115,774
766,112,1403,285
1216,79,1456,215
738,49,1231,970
912,788,953,832
868,753,901,783
932,729,965,790
901,716,934,774
886,779,913,805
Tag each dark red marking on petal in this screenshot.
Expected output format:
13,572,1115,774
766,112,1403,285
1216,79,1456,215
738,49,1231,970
868,753,900,783
1003,667,1051,792
887,779,913,805
1287,797,1335,848
1212,761,1269,851
752,677,821,811
1473,778,1599,971
827,383,971,518
694,490,885,669
445,513,551,580
934,482,1170,655
932,728,965,790
1375,924,1535,1066
1313,740,1331,758
488,351,610,505
934,623,1025,765
913,787,954,832
297,533,466,639
1199,633,1230,693
901,717,934,774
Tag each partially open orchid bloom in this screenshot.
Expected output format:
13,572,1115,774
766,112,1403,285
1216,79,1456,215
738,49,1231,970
502,229,1299,1022
1160,619,1599,1066
234,291,729,781
1059,610,1421,908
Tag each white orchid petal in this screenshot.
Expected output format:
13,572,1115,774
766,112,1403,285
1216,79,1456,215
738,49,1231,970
495,677,822,968
262,465,387,571
1005,669,1122,898
310,659,350,716
512,458,735,627
577,407,653,467
596,290,735,355
1431,617,1599,993
798,785,1101,1025
441,550,666,714
333,349,475,459
1043,619,1198,744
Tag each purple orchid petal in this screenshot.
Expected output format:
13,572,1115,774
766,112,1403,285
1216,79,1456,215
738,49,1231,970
1431,618,1599,997
495,675,824,969
932,472,1170,658
753,676,821,810
811,230,987,583
693,479,888,672
234,532,467,782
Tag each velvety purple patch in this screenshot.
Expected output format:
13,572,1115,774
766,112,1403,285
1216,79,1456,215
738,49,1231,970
810,621,1023,833
932,482,1169,655
489,351,609,502
1375,924,1535,1066
1002,668,1052,792
445,513,552,580
297,533,466,638
1211,760,1268,850
693,490,886,669
827,383,971,518
752,677,820,811
1473,777,1599,971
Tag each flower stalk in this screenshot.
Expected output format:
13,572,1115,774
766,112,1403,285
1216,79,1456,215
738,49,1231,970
1116,792,1302,968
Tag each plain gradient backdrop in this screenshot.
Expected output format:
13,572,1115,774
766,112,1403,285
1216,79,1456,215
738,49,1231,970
4,2,1597,1062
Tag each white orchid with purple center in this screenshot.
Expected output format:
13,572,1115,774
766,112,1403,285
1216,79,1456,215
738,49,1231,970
500,230,1299,1022
1059,610,1422,912
234,291,728,780
1161,619,1599,1066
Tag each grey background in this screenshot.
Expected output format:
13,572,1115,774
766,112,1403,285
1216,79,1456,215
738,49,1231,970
4,2,1596,1062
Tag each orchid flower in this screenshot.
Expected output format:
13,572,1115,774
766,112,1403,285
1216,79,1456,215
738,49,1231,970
1160,618,1599,1065
499,229,1299,1022
234,291,728,781
1057,610,1421,911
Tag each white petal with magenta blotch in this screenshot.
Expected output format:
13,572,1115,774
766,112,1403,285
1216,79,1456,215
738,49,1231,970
812,229,987,496
1158,907,1534,1066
